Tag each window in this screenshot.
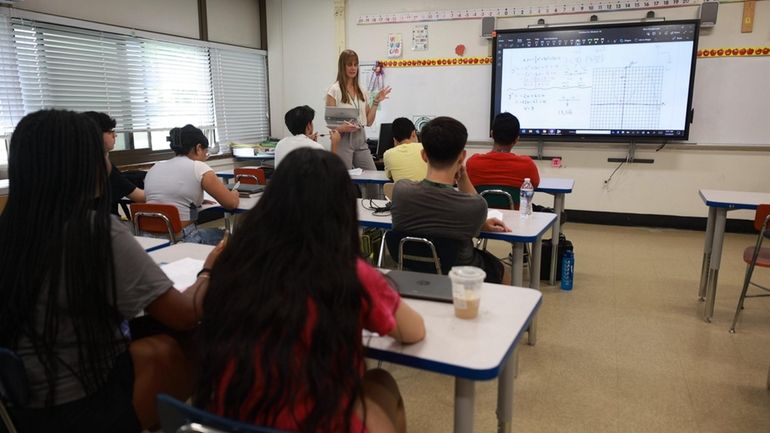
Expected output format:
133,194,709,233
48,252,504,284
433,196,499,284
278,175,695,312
210,45,270,154
0,11,268,169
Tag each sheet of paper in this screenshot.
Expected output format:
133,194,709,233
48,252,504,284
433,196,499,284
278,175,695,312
348,168,363,175
160,258,205,292
487,209,503,220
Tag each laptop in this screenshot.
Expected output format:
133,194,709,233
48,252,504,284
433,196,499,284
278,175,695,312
384,269,453,303
325,106,360,128
376,123,394,158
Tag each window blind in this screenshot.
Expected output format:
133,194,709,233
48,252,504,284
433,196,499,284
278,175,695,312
0,14,23,138
12,18,214,136
210,46,269,150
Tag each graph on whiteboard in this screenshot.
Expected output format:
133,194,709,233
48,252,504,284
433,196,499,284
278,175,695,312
500,42,692,132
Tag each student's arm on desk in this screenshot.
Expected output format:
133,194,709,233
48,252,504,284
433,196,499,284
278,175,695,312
201,171,239,209
144,241,224,329
482,218,511,233
388,301,426,344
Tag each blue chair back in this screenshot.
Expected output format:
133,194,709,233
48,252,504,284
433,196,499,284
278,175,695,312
157,394,292,433
385,230,461,275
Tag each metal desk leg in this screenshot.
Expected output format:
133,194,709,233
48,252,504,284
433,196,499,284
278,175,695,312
512,243,524,287
704,208,727,323
455,378,475,433
224,211,235,234
528,237,542,346
549,193,565,285
496,351,516,433
699,206,717,301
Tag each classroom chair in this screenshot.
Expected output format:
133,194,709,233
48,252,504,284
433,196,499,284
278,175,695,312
385,230,460,275
0,347,29,433
234,167,266,185
130,203,183,244
478,188,533,271
729,204,770,333
157,394,292,433
476,185,520,210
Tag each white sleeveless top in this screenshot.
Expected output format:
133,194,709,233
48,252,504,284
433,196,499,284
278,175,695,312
327,81,368,126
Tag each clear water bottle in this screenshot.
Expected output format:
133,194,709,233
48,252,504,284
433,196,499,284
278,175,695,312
519,178,534,219
561,249,574,291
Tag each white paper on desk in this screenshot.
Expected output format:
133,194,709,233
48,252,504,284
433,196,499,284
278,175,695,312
160,258,205,292
348,168,363,175
487,209,503,220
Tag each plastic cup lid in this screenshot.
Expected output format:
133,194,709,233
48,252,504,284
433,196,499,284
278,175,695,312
449,266,486,282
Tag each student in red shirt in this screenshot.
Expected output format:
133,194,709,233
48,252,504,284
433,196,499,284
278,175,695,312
194,148,425,433
466,112,540,189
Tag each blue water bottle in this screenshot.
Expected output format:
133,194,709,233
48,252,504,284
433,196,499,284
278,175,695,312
560,249,574,291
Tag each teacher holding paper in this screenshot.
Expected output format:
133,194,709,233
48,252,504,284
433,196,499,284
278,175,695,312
326,49,391,171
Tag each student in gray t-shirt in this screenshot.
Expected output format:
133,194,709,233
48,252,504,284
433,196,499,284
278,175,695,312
0,109,222,432
391,116,510,283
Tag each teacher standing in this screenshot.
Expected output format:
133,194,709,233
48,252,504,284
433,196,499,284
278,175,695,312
326,49,391,170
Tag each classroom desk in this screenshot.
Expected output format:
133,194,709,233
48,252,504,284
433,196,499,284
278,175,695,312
134,236,170,252
358,199,556,290
148,242,542,433
216,168,390,185
536,178,575,285
0,179,8,195
366,278,542,433
148,242,214,264
698,189,770,322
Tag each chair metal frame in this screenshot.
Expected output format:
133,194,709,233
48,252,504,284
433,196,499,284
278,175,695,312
157,394,291,433
133,211,177,243
130,203,184,244
729,205,770,333
234,174,260,185
398,236,442,274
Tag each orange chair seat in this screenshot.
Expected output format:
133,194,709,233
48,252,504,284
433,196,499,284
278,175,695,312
743,246,770,267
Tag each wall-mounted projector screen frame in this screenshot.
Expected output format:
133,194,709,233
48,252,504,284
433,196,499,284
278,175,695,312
491,20,700,142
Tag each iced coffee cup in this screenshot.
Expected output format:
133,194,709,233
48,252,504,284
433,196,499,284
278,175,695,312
449,266,485,319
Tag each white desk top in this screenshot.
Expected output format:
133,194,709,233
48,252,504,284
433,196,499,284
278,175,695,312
366,281,541,380
357,199,555,242
536,177,574,194
148,242,215,264
699,189,770,210
145,242,541,382
134,236,170,252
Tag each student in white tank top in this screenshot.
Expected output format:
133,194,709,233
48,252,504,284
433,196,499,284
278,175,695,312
144,125,239,245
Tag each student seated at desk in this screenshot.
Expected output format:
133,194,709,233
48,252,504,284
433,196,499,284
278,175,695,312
144,125,239,245
0,109,220,432
466,112,540,191
274,105,339,168
83,111,145,215
391,116,511,283
383,117,427,182
194,148,425,433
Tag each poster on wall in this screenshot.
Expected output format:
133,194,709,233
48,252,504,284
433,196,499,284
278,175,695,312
387,33,403,58
412,25,428,51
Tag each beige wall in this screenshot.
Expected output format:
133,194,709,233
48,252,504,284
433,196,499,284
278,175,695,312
207,0,261,48
13,0,261,47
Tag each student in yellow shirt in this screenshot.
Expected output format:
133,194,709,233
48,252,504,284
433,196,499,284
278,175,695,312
382,117,428,182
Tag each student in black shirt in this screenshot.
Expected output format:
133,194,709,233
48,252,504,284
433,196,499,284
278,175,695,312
83,111,145,215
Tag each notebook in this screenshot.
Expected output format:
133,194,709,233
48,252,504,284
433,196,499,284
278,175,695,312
325,106,360,128
384,270,453,303
227,183,265,197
